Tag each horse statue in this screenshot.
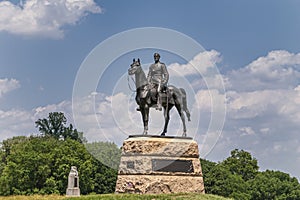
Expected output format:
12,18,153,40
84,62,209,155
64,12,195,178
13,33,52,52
128,58,191,136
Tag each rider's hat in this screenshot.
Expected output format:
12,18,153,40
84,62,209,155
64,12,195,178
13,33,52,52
154,53,160,58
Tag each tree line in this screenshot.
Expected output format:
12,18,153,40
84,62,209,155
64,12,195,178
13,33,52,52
0,112,118,195
202,149,300,199
0,112,300,199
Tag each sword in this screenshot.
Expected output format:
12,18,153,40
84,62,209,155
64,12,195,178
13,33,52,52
157,82,161,92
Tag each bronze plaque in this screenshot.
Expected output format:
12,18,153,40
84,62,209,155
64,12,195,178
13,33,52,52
152,159,194,173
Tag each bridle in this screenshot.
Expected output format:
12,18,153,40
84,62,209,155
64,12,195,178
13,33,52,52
127,62,141,92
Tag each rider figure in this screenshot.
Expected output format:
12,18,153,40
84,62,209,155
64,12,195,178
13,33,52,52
147,53,169,111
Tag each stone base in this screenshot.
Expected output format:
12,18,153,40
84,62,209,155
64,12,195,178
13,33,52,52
115,135,205,194
66,188,80,197
116,175,204,194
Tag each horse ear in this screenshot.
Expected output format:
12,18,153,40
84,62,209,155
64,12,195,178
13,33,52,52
133,58,135,62
138,58,140,63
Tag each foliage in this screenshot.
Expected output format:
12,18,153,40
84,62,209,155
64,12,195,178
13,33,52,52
0,136,117,196
1,113,300,199
35,112,85,143
202,149,300,200
0,136,27,165
85,142,121,170
248,170,300,200
222,149,259,181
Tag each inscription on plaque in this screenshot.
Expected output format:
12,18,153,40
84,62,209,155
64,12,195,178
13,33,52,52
152,159,194,173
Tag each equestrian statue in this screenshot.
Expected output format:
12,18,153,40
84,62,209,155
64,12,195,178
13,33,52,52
128,53,191,137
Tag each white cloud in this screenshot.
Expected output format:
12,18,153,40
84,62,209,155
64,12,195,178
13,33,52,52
168,50,226,95
247,50,300,74
191,74,229,91
228,50,300,91
33,100,73,121
203,50,300,179
239,126,255,136
72,92,132,144
0,78,20,98
0,109,33,140
169,50,222,77
215,50,300,158
226,90,279,119
0,0,102,39
194,89,226,112
259,127,270,134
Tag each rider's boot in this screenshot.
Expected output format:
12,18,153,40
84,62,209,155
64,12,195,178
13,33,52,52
156,92,162,111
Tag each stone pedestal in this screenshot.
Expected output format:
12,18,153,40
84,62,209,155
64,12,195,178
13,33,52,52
115,135,205,194
66,166,80,197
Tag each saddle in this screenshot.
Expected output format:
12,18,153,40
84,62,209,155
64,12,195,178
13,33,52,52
147,84,172,105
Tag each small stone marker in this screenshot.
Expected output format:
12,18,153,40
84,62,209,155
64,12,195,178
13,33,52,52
66,166,80,197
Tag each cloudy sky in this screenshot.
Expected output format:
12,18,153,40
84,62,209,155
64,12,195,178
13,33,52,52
1,0,300,179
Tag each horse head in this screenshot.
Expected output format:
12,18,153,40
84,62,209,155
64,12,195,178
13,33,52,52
128,58,141,75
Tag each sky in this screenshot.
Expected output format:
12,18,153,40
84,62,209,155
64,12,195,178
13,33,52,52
0,0,300,179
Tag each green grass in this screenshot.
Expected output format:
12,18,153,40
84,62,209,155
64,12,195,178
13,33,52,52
0,193,231,200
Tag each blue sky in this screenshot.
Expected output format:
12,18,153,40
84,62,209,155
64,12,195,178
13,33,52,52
1,0,300,179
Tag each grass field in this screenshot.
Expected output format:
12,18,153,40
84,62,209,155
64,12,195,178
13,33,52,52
0,193,231,200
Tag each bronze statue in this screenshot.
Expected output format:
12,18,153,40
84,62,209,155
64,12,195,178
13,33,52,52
128,58,191,136
147,53,169,111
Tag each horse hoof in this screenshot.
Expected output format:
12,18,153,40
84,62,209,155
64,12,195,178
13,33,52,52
182,132,187,137
161,133,166,136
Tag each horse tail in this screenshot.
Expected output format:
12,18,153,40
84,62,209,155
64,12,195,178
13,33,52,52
180,88,191,121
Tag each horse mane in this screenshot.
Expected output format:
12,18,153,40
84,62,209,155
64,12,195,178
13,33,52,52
136,63,148,88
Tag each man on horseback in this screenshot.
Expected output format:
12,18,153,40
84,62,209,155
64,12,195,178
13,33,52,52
147,53,169,111
129,57,190,136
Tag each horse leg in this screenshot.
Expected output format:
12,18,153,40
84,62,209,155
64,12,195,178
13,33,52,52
180,88,191,121
145,105,150,134
161,105,173,136
141,105,149,135
175,103,187,137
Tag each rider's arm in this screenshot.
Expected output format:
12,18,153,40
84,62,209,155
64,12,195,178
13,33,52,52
161,63,169,84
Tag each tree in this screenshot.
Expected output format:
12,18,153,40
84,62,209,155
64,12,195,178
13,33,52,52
0,136,117,195
0,136,57,195
0,136,28,195
0,136,27,165
35,112,84,143
202,149,300,199
200,158,217,177
248,170,300,200
204,163,249,199
222,149,259,181
85,142,121,170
